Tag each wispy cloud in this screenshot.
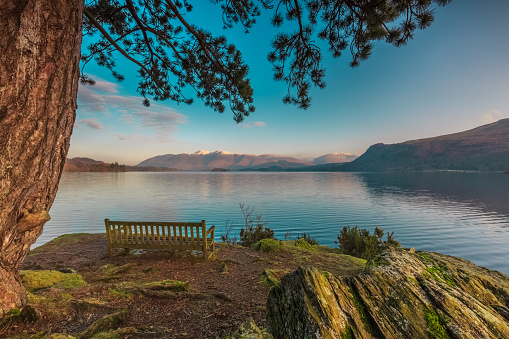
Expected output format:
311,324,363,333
242,121,267,128
76,118,104,130
482,109,503,124
77,78,187,142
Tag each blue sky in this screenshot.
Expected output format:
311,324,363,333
70,0,509,165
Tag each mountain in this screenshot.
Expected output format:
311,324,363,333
313,153,358,165
136,150,313,170
340,119,509,171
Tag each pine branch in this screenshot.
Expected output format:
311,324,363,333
83,7,151,76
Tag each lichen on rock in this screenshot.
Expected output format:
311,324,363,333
267,248,509,338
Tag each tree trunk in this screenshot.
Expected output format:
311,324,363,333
0,0,83,317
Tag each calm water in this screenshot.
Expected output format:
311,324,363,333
36,172,509,274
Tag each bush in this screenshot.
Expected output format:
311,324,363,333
336,226,401,260
295,237,313,250
240,224,275,247
220,219,237,244
252,239,282,253
238,203,274,247
296,233,319,246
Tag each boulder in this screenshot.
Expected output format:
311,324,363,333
267,248,509,338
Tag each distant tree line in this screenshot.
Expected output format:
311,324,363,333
63,159,179,172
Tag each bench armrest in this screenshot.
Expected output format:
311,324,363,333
206,225,215,236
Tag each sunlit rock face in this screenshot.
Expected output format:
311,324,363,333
267,248,509,339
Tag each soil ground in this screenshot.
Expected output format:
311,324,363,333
5,233,366,338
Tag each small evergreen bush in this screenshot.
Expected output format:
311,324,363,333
240,224,275,247
336,226,401,260
238,203,274,247
296,233,319,246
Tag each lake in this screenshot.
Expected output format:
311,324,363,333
36,171,509,274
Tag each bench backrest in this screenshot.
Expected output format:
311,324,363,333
105,219,208,250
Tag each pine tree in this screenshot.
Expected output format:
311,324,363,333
0,0,450,317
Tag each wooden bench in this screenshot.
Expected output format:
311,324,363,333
104,219,215,259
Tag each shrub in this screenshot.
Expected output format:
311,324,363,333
220,218,237,244
240,224,275,247
252,239,282,253
336,226,401,260
296,233,319,246
295,238,313,250
238,203,274,247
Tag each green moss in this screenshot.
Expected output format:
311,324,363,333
424,308,450,339
107,287,132,300
366,255,391,269
419,253,432,263
252,239,282,253
5,307,21,317
96,263,137,282
425,265,455,287
350,288,374,335
407,276,419,284
261,269,289,287
79,309,127,339
141,267,159,274
340,324,354,339
27,291,73,314
295,238,314,250
89,332,118,339
20,270,86,291
139,279,189,292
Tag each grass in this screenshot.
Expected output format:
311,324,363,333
424,308,450,339
280,241,366,277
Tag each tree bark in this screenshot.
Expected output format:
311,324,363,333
0,0,83,317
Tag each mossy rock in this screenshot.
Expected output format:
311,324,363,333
252,239,282,254
261,269,290,287
77,309,128,339
20,270,86,291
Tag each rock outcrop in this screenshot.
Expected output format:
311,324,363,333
267,248,509,338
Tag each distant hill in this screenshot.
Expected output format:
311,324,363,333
341,119,509,171
137,150,313,170
238,160,313,171
313,153,358,165
63,158,178,172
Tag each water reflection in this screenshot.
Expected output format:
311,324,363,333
37,172,509,274
355,172,509,273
